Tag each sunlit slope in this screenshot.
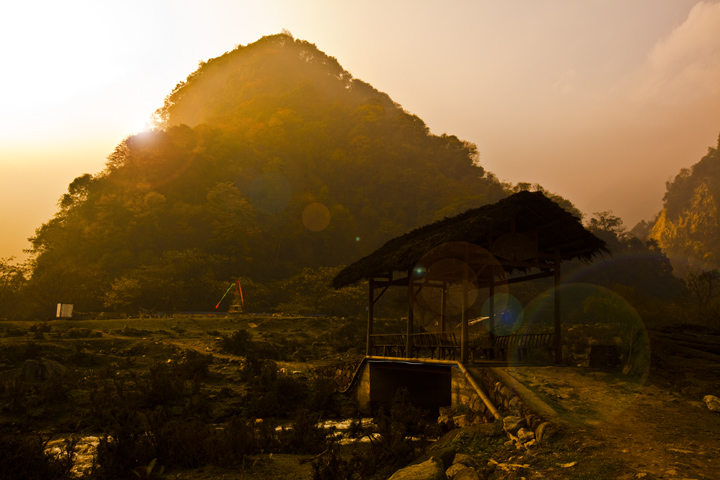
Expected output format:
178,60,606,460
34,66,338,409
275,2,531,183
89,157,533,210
651,135,720,273
26,33,506,312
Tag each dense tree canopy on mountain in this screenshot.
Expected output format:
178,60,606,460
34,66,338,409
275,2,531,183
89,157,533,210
23,34,510,315
650,134,720,274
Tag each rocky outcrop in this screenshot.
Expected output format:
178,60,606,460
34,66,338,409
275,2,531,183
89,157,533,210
20,358,67,382
387,457,445,480
704,394,720,412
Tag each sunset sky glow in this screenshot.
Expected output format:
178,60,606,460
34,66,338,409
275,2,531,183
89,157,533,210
1,0,719,260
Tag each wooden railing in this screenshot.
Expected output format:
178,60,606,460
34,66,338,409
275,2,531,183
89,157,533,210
473,333,554,362
369,332,458,360
370,332,554,363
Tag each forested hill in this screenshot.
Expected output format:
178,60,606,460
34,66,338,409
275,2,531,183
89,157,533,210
649,134,720,274
25,33,508,313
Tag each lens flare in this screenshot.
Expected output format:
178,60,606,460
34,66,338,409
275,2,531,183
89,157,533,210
481,293,524,336
412,242,508,321
302,202,331,232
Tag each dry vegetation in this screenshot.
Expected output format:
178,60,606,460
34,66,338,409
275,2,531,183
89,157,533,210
2,315,720,479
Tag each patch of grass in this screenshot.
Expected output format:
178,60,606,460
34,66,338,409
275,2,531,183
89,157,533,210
446,419,506,462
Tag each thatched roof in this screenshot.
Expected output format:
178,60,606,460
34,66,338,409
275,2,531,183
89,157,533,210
332,191,608,288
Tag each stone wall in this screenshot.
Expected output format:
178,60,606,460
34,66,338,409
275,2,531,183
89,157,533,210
450,366,495,423
470,368,556,444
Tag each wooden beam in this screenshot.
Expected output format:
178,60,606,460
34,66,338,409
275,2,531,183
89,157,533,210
461,244,469,363
366,277,374,356
406,268,414,358
554,250,562,364
440,281,447,333
505,270,556,285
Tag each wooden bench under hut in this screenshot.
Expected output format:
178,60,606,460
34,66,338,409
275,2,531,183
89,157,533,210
332,191,608,364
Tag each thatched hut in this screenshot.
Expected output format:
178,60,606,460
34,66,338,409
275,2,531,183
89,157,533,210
332,190,608,363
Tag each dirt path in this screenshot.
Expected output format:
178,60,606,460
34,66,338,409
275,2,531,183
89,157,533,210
504,362,720,479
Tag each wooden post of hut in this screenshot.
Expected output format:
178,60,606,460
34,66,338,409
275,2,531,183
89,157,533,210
406,268,414,358
554,250,562,364
366,277,374,356
461,245,470,363
440,281,447,333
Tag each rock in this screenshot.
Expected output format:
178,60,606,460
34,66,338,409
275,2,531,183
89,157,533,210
445,463,467,478
438,414,453,428
703,395,720,412
409,447,456,471
388,456,445,480
452,467,480,480
453,415,471,428
517,428,535,443
20,358,67,382
535,422,558,444
451,453,480,470
502,416,525,435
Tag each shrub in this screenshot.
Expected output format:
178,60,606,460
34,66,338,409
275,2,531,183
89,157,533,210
91,408,155,479
312,444,371,480
138,362,186,408
174,349,213,380
0,433,76,480
219,329,253,356
277,409,330,454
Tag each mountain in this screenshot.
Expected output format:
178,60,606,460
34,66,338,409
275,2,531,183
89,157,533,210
24,33,509,314
649,134,720,274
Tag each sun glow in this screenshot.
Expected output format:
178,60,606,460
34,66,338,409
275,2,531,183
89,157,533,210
130,119,151,135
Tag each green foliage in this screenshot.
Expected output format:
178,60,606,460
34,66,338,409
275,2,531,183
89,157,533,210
277,266,366,316
651,134,720,273
0,433,76,480
103,249,226,313
312,388,437,480
0,257,28,319
580,211,687,305
219,329,254,356
21,33,508,317
685,268,720,327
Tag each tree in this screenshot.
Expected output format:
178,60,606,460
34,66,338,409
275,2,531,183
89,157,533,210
104,250,226,314
276,266,365,317
686,269,720,327
0,257,27,318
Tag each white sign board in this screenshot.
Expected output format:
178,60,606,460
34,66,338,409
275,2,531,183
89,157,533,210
56,303,74,318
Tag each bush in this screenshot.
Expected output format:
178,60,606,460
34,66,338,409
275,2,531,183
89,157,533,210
0,433,76,480
242,360,310,418
174,349,213,380
312,444,371,480
138,362,186,408
277,409,330,454
219,329,253,356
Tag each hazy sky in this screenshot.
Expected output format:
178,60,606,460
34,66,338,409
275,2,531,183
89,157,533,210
2,0,719,260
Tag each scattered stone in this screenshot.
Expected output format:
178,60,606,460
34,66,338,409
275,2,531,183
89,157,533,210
20,358,67,382
411,446,456,470
388,456,445,480
453,415,471,428
445,463,467,478
703,395,720,412
452,453,480,470
502,416,525,435
517,428,535,443
535,422,557,444
450,466,480,480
